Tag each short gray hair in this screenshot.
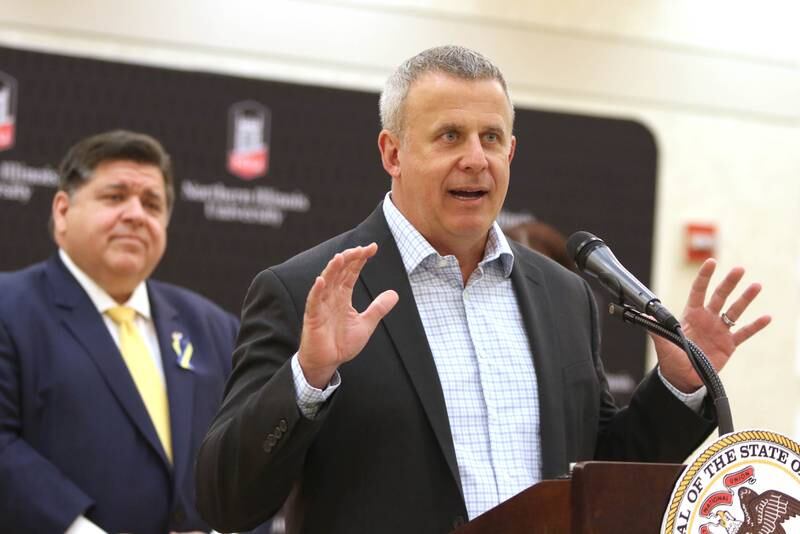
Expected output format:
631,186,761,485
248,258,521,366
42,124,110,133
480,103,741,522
379,45,514,136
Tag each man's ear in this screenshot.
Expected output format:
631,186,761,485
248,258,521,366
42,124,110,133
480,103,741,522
378,129,402,179
51,191,70,238
508,135,517,164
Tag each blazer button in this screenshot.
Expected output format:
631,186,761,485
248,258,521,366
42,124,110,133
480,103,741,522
274,427,283,438
452,515,465,529
279,419,288,432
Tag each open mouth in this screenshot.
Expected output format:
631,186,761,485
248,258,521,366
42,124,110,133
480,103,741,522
449,189,487,200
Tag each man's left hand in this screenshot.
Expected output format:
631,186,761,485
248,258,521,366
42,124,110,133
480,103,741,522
653,258,771,393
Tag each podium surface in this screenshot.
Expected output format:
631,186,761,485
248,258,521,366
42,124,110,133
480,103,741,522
454,461,683,533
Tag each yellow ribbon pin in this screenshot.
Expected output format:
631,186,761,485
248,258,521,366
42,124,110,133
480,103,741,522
171,332,194,370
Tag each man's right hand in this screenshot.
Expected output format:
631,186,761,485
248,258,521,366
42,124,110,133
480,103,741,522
297,243,399,389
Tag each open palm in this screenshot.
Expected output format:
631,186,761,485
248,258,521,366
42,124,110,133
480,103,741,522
297,243,399,389
654,259,771,392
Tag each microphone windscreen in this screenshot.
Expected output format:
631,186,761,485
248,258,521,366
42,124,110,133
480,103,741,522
566,231,603,270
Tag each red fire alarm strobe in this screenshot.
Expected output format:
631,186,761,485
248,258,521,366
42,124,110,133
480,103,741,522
685,223,717,262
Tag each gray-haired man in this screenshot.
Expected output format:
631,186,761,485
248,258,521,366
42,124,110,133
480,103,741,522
196,46,769,534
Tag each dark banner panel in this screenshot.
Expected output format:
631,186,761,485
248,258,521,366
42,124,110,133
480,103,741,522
0,46,657,402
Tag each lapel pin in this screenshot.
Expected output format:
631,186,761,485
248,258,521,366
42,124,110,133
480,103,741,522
171,331,194,370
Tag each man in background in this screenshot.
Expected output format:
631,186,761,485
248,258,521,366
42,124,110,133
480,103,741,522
196,46,770,533
0,130,239,533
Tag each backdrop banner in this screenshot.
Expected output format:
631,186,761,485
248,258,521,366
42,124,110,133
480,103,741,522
0,45,658,403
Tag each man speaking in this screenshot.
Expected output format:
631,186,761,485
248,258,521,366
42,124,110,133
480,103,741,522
196,46,770,533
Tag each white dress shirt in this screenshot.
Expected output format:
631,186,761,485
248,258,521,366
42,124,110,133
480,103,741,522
59,249,164,383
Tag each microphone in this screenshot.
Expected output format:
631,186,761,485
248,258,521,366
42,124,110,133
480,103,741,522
568,230,734,434
566,231,680,331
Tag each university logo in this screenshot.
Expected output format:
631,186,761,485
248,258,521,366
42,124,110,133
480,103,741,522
227,100,271,180
662,430,800,533
0,71,17,152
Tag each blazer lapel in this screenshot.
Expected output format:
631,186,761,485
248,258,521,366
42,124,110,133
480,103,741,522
45,255,171,470
353,207,463,497
149,283,195,487
508,246,569,479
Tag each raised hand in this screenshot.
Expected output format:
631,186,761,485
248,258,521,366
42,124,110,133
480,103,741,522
653,258,771,393
297,243,399,389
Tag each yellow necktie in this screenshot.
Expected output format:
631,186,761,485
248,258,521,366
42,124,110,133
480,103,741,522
106,306,172,463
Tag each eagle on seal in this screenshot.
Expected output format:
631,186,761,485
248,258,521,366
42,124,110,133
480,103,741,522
734,486,800,534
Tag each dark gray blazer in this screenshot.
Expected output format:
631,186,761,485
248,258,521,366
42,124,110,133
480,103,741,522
196,205,714,534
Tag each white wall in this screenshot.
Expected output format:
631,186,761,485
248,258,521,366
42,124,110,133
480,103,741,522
2,0,799,437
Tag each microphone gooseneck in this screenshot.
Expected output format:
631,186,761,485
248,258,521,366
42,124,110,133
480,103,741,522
608,304,733,436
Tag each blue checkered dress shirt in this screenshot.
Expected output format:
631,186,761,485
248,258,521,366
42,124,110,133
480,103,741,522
291,194,706,518
382,194,542,519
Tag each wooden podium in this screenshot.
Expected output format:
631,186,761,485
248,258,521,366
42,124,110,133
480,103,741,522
453,462,684,533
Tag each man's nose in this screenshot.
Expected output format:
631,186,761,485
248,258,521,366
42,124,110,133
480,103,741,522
458,135,489,173
121,197,146,222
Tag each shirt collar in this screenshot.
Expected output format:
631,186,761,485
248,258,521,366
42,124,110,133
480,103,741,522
382,192,514,278
59,249,151,319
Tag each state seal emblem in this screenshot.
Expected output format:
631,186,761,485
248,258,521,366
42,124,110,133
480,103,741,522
662,430,800,533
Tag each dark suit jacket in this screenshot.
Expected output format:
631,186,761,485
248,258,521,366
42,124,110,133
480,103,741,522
196,206,715,534
0,255,239,534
